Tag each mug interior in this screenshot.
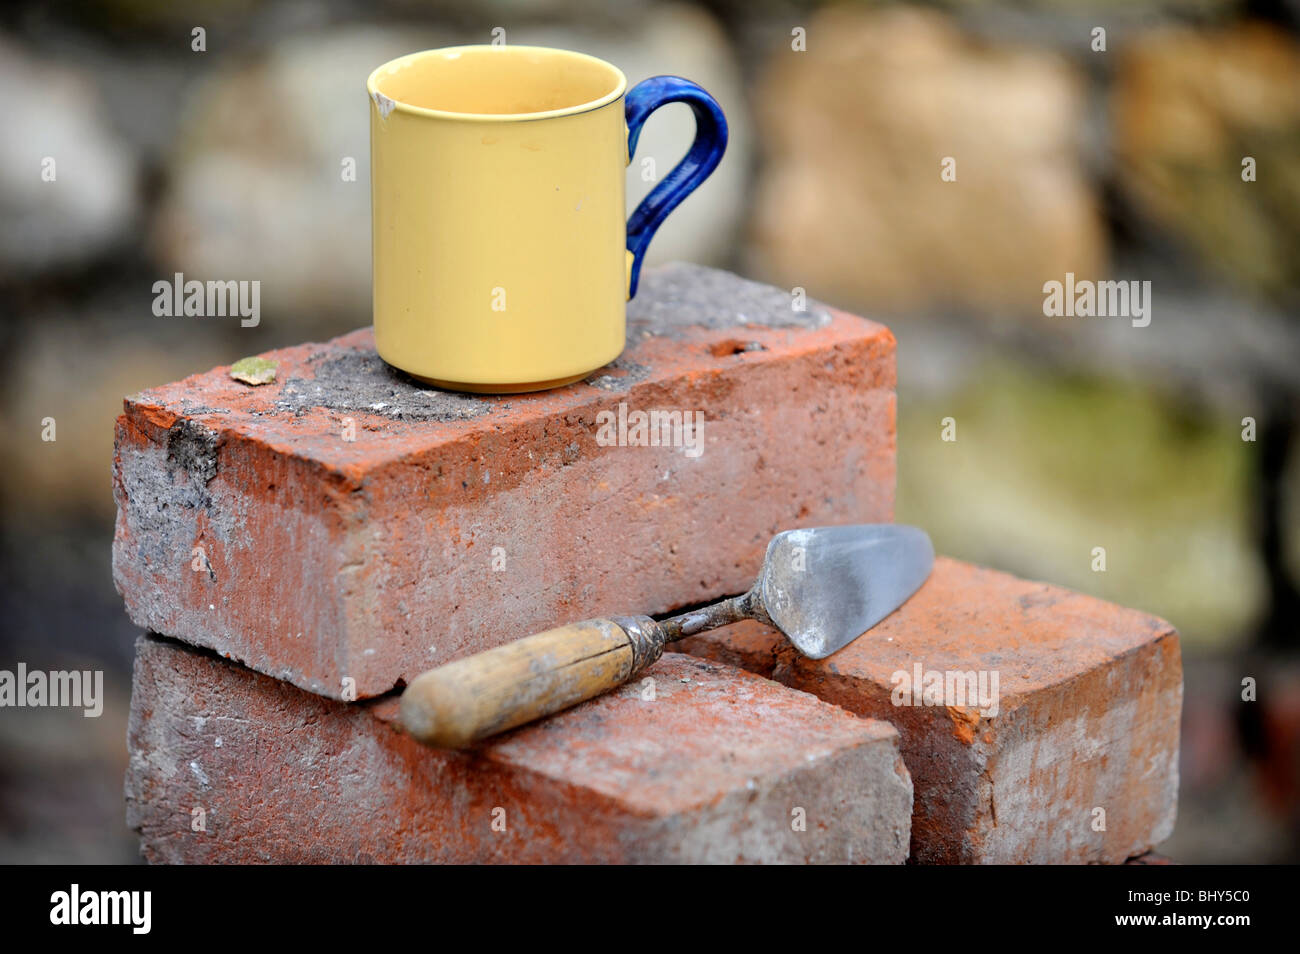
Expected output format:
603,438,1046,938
369,46,625,118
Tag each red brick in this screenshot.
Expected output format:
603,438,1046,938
112,264,896,700
125,636,913,864
679,557,1182,864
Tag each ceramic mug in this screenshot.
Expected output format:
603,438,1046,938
367,45,727,393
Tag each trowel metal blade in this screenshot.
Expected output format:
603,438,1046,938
757,524,934,660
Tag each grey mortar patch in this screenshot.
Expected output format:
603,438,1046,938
166,419,219,484
275,349,491,423
586,358,651,392
628,263,833,340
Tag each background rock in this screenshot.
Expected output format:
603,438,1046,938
0,34,139,275
151,26,443,332
1114,22,1300,302
747,6,1104,317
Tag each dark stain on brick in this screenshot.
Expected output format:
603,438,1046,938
1018,589,1061,612
166,419,219,484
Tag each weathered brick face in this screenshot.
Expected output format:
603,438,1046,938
126,636,914,864
112,264,896,701
680,558,1182,864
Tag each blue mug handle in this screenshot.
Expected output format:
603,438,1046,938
624,76,728,298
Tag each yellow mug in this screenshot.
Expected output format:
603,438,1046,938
367,45,728,393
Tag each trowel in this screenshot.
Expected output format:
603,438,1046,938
401,524,934,748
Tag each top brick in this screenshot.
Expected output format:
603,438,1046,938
112,264,897,699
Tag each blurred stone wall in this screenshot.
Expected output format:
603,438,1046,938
1,0,1298,862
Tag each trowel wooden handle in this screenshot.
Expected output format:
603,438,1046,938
400,616,667,748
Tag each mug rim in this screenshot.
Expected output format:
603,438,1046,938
367,45,628,123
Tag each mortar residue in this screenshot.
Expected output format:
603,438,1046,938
585,358,651,392
275,350,491,423
628,263,833,340
166,419,219,484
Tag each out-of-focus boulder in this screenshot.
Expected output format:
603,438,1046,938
152,27,445,330
1115,22,1300,301
748,6,1104,316
0,35,139,275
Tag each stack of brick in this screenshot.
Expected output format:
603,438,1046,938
114,264,1181,864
